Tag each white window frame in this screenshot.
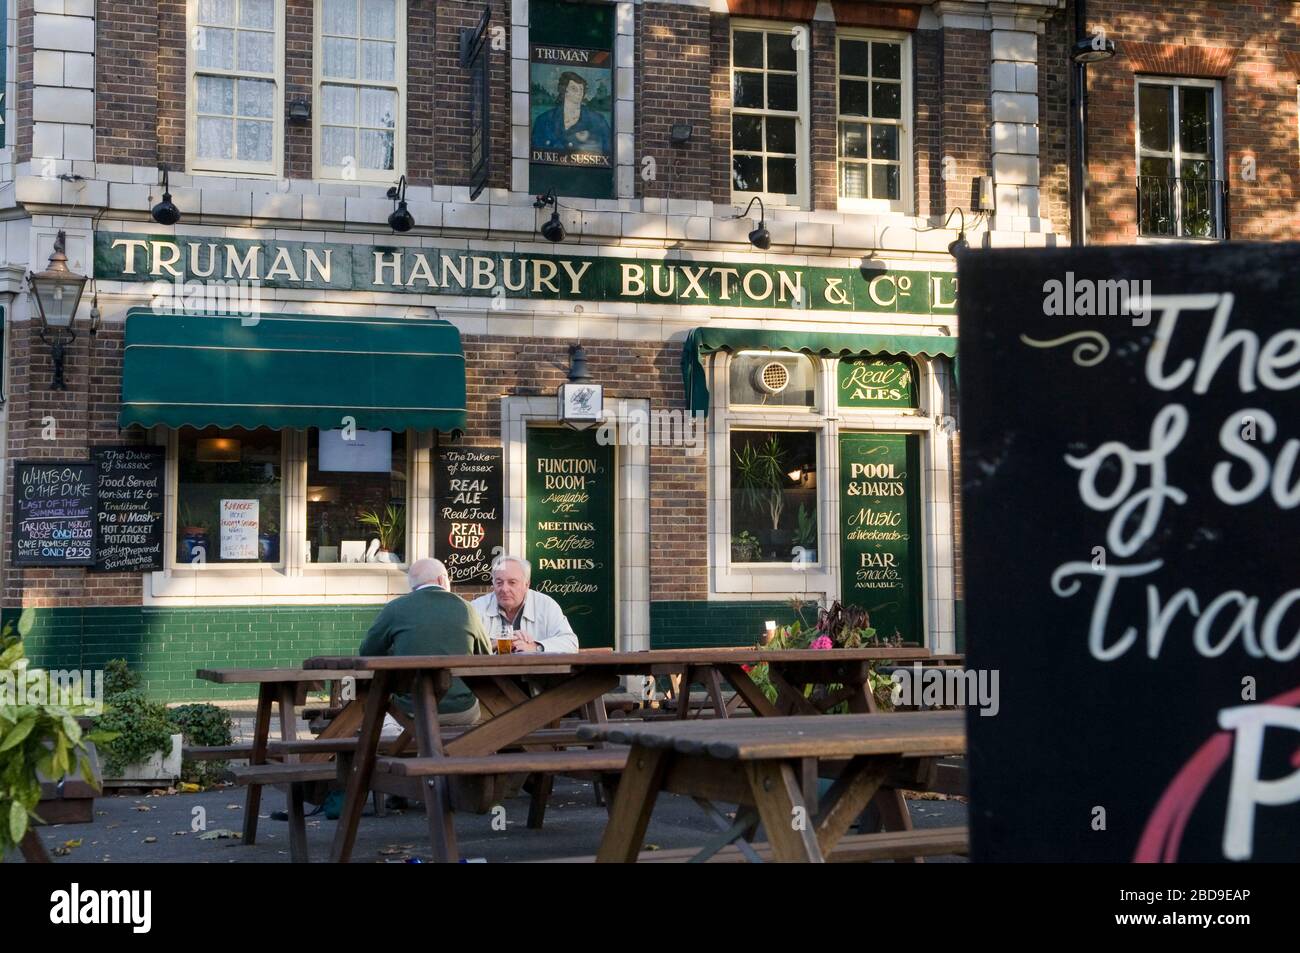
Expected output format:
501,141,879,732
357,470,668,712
313,0,407,183
729,19,811,210
706,350,955,652
185,0,286,178
727,349,821,413
1133,75,1224,242
835,28,913,215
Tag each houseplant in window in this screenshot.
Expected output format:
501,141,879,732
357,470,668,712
358,503,405,564
179,503,211,564
734,434,788,558
730,529,762,563
257,504,280,563
793,503,817,564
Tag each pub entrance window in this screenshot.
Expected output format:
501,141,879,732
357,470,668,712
176,426,283,564
730,429,819,564
307,428,407,564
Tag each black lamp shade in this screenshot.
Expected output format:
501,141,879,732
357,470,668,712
389,201,414,233
748,224,771,250
151,192,181,226
1071,37,1116,63
541,210,566,243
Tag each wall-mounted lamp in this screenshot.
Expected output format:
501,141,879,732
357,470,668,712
558,343,601,428
27,230,90,391
151,167,181,226
534,190,566,243
287,99,312,124
669,123,693,146
387,175,414,232
736,196,771,249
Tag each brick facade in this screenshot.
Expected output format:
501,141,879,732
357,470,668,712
94,0,159,165
638,2,713,202
1083,0,1300,243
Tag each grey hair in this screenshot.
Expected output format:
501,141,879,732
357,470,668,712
408,557,449,589
492,554,532,581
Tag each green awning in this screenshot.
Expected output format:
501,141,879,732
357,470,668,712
681,327,958,414
120,310,467,432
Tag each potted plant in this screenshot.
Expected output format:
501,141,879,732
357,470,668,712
95,660,182,787
793,503,817,563
734,435,788,551
358,503,406,563
170,703,233,787
179,503,210,563
258,506,280,563
730,529,762,563
1,621,114,860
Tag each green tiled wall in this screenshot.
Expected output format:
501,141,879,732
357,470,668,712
2,605,383,701
650,600,805,649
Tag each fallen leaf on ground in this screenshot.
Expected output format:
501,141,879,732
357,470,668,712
198,829,241,841
133,805,152,812
178,782,201,794
173,831,188,836
62,839,82,849
225,804,241,810
143,836,157,844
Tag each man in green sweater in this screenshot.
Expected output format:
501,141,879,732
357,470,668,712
359,557,490,726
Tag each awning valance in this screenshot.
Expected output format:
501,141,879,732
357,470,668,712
680,327,958,414
120,311,467,432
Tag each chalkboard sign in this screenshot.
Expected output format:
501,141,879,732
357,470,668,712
526,427,616,649
92,445,165,572
961,243,1300,863
434,446,503,585
12,462,97,566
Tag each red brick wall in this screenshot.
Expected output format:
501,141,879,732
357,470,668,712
95,1,159,164
16,0,32,163
425,0,512,191
157,0,186,171
912,27,941,217
1038,5,1071,235
3,323,146,608
1085,0,1300,243
639,2,713,201
940,28,991,213
710,11,734,206
810,19,837,210
285,0,313,178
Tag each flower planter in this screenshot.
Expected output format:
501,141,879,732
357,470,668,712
101,733,183,788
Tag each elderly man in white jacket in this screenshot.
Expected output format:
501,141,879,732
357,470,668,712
471,555,580,653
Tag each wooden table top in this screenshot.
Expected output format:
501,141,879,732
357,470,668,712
576,711,965,761
195,667,377,684
302,646,931,671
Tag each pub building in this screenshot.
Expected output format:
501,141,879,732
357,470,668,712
0,0,1070,698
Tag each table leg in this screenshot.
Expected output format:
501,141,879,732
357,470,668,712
242,682,275,845
676,665,694,719
287,781,308,863
328,670,390,864
844,670,919,856
812,755,898,857
595,745,672,863
744,759,825,863
714,663,781,718
411,671,458,863
702,667,729,720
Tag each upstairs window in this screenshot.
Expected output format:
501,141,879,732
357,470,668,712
1137,78,1223,239
838,33,910,212
731,23,808,208
188,0,284,175
316,0,405,181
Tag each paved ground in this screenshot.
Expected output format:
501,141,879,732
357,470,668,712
31,780,968,863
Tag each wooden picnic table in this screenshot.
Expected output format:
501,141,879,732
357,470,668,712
578,710,966,863
194,667,377,856
302,646,931,863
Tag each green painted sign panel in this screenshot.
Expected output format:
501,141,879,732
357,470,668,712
529,0,614,199
525,426,616,649
838,432,922,643
94,232,958,315
837,357,916,408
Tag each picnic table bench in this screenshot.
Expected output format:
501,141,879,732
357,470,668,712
575,710,967,863
301,646,932,863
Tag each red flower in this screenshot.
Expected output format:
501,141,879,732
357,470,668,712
741,664,752,673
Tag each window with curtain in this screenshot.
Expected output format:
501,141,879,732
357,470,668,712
189,0,282,174
316,0,404,180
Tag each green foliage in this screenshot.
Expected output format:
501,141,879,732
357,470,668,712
95,689,175,777
733,435,788,530
0,622,115,859
103,657,138,697
794,504,817,548
358,503,406,551
170,703,232,786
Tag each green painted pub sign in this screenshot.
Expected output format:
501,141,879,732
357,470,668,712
94,232,958,315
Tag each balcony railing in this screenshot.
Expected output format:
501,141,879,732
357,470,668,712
1137,175,1227,240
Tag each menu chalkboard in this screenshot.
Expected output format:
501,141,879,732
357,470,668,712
92,445,165,572
12,462,97,566
434,446,503,585
526,427,616,649
961,242,1300,863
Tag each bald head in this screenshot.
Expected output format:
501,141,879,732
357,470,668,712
408,558,449,591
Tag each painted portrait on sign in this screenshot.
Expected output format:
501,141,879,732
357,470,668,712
529,48,613,167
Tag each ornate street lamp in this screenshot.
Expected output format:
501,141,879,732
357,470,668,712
28,230,90,390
